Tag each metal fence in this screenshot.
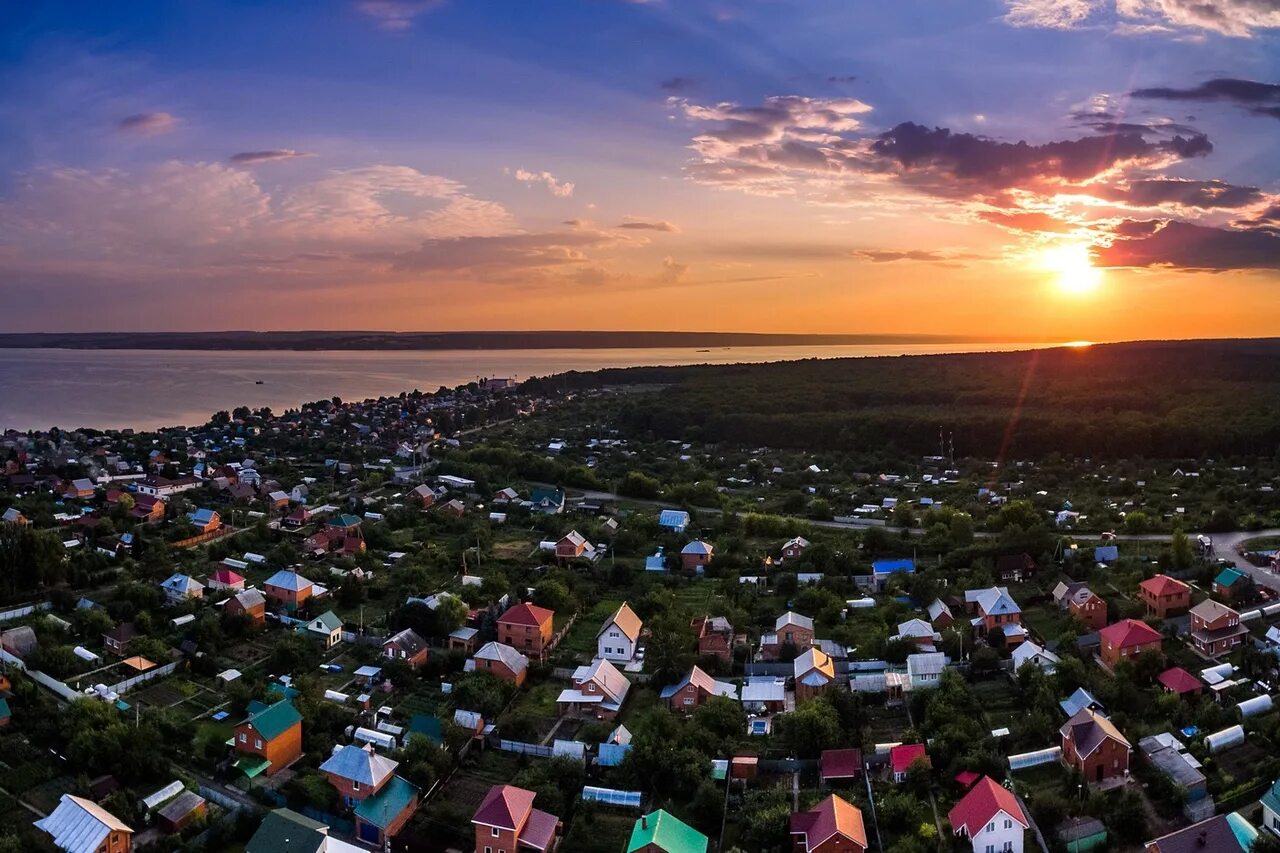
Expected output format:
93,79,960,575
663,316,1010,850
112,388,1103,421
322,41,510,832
0,601,51,623
497,738,554,759
109,660,182,694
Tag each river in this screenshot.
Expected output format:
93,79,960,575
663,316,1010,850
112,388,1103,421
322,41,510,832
0,342,1065,432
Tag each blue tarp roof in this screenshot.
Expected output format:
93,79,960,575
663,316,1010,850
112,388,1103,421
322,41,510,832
873,559,915,575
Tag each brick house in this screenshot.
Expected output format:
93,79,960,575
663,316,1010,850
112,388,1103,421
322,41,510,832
555,530,590,562
1189,600,1248,658
791,794,868,852
691,615,735,664
471,784,560,853
659,665,737,713
264,569,314,612
497,603,556,660
467,641,529,687
556,657,631,720
234,699,303,777
1069,590,1109,631
1213,568,1252,604
319,743,419,848
794,648,837,705
383,628,430,669
103,622,137,655
1138,575,1191,618
225,588,267,626
963,587,1026,646
760,611,815,660
1060,707,1130,784
680,539,714,572
1099,619,1163,668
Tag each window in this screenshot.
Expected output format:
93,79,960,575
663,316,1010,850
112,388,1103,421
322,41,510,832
492,827,500,837
985,845,994,853
986,822,994,833
1003,843,1013,853
255,738,263,749
683,698,694,705
239,733,247,743
353,780,360,791
1004,819,1012,829
485,847,493,853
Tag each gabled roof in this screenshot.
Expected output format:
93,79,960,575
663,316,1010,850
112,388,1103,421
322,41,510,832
499,602,554,628
1190,599,1238,622
794,648,835,681
559,530,587,547
890,743,928,774
791,794,867,852
627,809,708,853
680,539,713,556
658,509,690,527
384,628,427,655
820,749,862,780
775,611,814,632
1060,707,1130,757
964,586,1020,617
948,776,1027,837
35,795,131,853
1147,813,1255,853
1215,567,1247,587
1060,687,1104,717
660,665,735,700
161,573,203,594
241,699,302,741
472,784,535,830
265,570,313,592
1099,618,1162,649
233,588,266,609
308,611,343,633
320,744,397,788
574,657,631,703
1140,574,1189,598
473,641,529,674
244,808,328,853
210,568,245,585
599,602,643,641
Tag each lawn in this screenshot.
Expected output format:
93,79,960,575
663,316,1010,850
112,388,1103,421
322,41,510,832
553,599,621,664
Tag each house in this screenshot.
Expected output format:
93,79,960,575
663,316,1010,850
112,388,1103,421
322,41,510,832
996,553,1036,583
557,657,631,719
781,536,811,560
1213,568,1252,603
1069,589,1108,631
383,628,430,669
1060,707,1130,784
657,509,690,533
283,505,312,528
264,569,315,612
1261,778,1280,837
226,588,267,626
894,618,940,650
1139,575,1191,618
103,622,137,655
35,794,133,853
233,699,303,778
186,508,221,533
1099,619,1163,668
207,568,246,592
948,776,1029,853
1157,667,1203,697
627,809,707,853
1052,581,1089,610
407,484,436,508
680,539,714,572
302,611,343,649
555,530,590,562
160,573,205,604
906,652,946,690
871,558,915,590
819,749,863,786
467,641,529,686
497,602,556,660
245,808,366,853
129,494,166,523
529,487,565,515
136,474,199,498
492,487,520,504
320,743,419,848
964,587,1025,645
1144,813,1257,853
660,665,737,712
691,615,735,664
156,791,206,834
794,648,837,704
740,676,788,715
2,507,29,525
1189,599,1248,658
1012,641,1060,674
791,794,867,852
440,498,466,518
472,784,561,853
1138,734,1207,804
889,744,929,782
598,602,643,663
760,611,815,660
63,478,96,499
927,598,955,629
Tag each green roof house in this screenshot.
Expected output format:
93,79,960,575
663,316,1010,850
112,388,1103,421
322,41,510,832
300,610,344,649
628,809,708,853
234,699,303,778
245,808,340,853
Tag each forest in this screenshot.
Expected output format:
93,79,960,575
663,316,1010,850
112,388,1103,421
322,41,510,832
526,338,1280,459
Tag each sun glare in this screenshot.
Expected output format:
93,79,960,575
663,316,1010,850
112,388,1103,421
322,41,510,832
1039,243,1103,296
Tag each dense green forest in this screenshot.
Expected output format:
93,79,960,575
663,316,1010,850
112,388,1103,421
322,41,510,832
526,339,1280,459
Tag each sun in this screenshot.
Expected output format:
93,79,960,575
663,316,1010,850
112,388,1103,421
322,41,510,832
1038,243,1104,296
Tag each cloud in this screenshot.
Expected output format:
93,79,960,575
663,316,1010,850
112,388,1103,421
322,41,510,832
354,0,443,30
387,227,629,278
1095,219,1280,269
828,75,858,83
117,112,179,136
228,149,313,165
1130,78,1280,119
512,168,575,197
660,77,698,92
659,256,689,283
977,210,1080,232
1002,0,1280,35
615,218,680,232
1100,178,1265,209
853,249,959,263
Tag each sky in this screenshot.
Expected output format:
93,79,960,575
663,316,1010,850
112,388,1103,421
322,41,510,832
1,0,1278,340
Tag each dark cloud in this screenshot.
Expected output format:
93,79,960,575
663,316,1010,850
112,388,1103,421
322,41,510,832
853,249,951,262
1104,178,1264,209
1131,78,1280,120
615,219,680,232
867,122,1211,194
1095,219,1280,270
228,149,312,165
828,74,857,83
660,76,698,92
977,210,1077,232
117,112,178,136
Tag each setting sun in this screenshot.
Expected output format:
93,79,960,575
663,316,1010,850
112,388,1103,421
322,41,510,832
1040,243,1104,296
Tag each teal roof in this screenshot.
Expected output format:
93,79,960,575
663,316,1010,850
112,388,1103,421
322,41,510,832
627,810,708,853
1215,567,1246,586
354,775,418,830
0,697,9,717
329,514,362,527
1261,781,1280,821
409,714,443,744
308,610,343,633
243,698,301,741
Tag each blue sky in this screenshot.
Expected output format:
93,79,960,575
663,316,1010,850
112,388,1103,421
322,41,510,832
1,1,1278,336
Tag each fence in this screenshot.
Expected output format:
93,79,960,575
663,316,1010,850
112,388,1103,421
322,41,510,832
109,660,182,694
0,601,51,624
497,739,554,758
196,784,257,814
300,806,354,834
173,526,237,549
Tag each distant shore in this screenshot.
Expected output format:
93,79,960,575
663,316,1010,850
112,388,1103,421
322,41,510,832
0,330,1060,351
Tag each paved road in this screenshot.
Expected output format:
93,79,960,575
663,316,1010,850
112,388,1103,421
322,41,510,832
1210,529,1280,592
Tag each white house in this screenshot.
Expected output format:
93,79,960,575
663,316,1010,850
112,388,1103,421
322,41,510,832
160,573,204,604
906,652,946,690
1262,778,1280,836
948,776,1029,853
597,602,643,663
1011,641,1060,675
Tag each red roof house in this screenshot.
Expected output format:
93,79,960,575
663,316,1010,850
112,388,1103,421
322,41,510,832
497,603,556,660
820,749,864,785
1099,619,1163,668
948,776,1028,853
790,794,867,852
1139,575,1191,618
1157,667,1203,697
889,744,929,782
471,784,560,853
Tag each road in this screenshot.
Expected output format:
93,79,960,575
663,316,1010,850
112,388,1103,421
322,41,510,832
561,484,1280,589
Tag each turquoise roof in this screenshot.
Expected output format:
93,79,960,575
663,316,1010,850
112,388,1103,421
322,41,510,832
627,810,707,853
1261,780,1280,819
243,698,301,741
1215,567,1246,586
354,775,418,829
0,697,10,717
